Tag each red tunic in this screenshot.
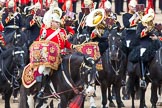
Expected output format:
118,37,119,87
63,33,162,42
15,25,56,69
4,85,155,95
58,0,65,3
38,28,73,50
20,0,30,5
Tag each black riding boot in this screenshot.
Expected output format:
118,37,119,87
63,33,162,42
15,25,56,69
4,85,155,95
139,59,147,88
37,75,50,99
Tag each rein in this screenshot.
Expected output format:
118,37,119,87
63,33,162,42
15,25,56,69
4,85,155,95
158,47,162,66
108,49,123,76
1,49,24,86
68,54,93,87
39,86,83,99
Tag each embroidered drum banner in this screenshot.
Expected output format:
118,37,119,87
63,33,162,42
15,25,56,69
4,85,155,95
75,42,102,70
30,41,61,70
75,42,101,60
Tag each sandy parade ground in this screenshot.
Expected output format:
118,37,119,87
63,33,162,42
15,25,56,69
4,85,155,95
0,0,162,108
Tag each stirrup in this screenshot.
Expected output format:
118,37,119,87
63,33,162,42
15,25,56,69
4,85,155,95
146,72,150,76
37,91,44,99
140,79,147,88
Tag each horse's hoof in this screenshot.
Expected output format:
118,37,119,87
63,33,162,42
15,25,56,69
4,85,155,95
58,103,61,108
13,98,19,103
109,102,116,107
119,102,125,107
122,95,130,100
151,105,157,108
157,102,162,106
111,95,116,100
90,106,97,108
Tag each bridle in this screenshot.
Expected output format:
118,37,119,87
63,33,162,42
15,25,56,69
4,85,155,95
108,34,123,75
1,47,25,86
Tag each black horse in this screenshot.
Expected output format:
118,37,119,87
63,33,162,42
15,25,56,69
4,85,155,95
127,47,162,108
149,47,162,108
19,52,96,108
0,46,25,108
98,29,127,108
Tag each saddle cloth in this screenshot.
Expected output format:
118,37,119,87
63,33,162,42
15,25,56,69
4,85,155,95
75,42,103,70
30,40,61,70
22,64,41,88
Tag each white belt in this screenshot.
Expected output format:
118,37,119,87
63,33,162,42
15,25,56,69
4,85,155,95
5,25,19,29
125,27,137,30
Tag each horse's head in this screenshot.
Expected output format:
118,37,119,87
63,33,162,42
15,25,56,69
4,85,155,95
108,29,123,61
14,29,28,46
76,33,90,44
69,32,90,45
12,46,26,69
80,55,96,96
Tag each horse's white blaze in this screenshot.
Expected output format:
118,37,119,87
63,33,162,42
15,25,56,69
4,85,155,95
27,94,35,108
14,51,24,54
85,85,95,96
88,74,91,82
112,37,115,40
40,98,53,108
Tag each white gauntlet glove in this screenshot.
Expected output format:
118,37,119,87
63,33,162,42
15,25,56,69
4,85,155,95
41,29,46,39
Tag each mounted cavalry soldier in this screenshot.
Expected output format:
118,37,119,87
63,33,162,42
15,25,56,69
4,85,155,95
61,0,76,39
88,0,121,56
78,0,96,34
129,8,161,88
25,2,42,46
122,0,141,56
25,11,78,98
2,0,23,46
0,0,5,47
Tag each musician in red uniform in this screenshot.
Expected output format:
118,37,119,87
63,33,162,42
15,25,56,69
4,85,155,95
37,13,77,98
39,13,73,49
62,0,76,38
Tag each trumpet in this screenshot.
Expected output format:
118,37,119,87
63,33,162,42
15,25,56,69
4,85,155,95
33,14,43,28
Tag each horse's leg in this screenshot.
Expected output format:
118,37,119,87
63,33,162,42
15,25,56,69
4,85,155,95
114,85,125,108
59,95,68,108
127,75,136,108
27,94,35,108
89,96,97,108
19,85,28,108
139,87,147,108
108,86,115,107
101,81,108,108
36,98,53,108
151,82,158,108
4,88,12,108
